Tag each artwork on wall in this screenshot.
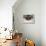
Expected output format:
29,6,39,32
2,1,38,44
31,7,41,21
23,14,35,24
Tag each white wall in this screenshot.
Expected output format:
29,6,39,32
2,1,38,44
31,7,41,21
0,0,16,29
41,0,46,46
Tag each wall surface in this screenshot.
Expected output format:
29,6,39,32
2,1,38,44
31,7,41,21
0,0,16,29
41,0,46,46
13,0,41,46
